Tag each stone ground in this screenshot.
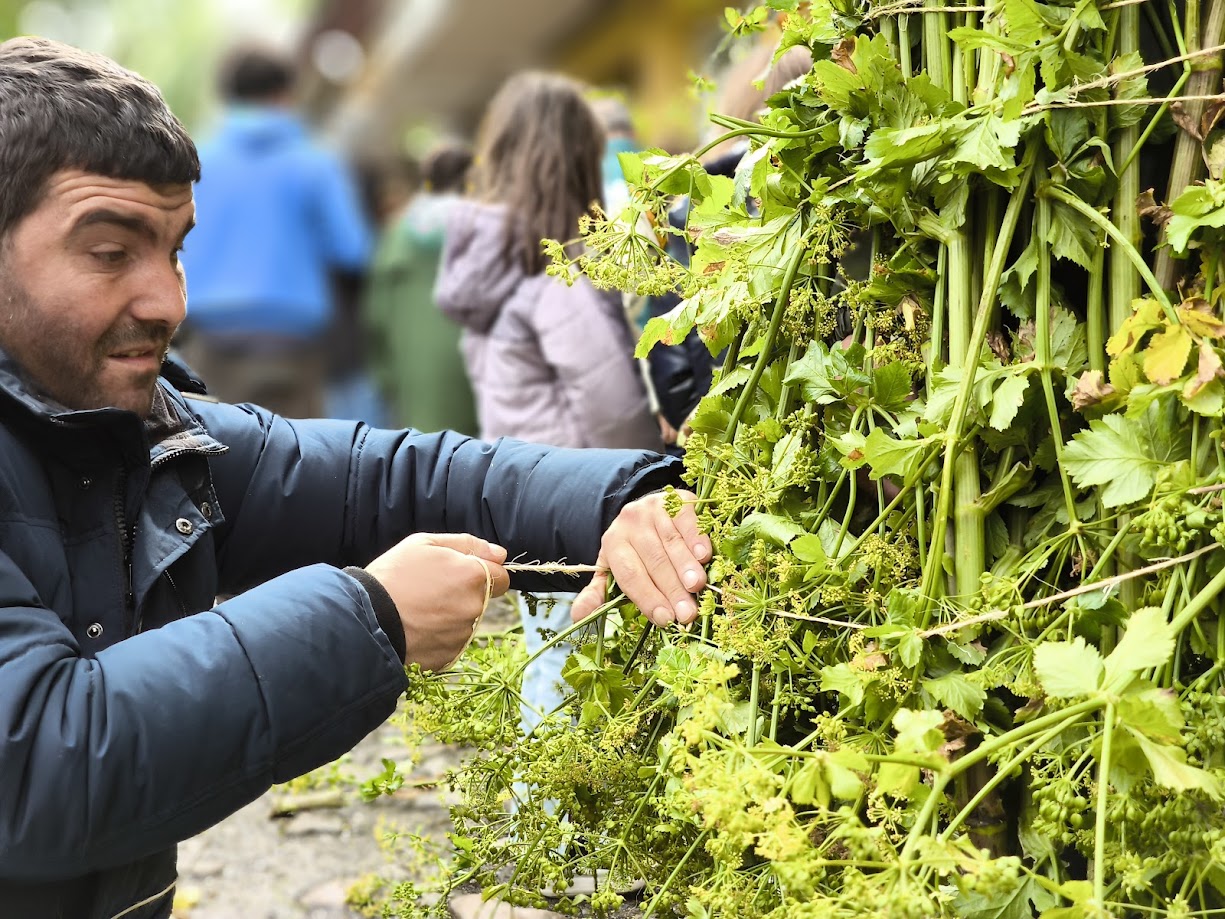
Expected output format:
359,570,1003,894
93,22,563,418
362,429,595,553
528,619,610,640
171,597,582,919
173,720,463,919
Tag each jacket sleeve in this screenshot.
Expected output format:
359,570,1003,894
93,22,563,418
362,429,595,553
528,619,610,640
535,284,663,451
192,400,682,595
0,555,406,881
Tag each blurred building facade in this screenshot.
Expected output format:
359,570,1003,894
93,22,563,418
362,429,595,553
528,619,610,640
299,0,729,159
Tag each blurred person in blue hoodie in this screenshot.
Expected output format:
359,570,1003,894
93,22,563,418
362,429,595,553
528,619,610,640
179,44,372,418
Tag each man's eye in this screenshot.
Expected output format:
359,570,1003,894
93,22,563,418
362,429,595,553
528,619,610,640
92,249,127,266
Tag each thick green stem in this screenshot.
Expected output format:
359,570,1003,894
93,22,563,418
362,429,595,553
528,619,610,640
1155,0,1225,290
1044,185,1176,318
1036,195,1082,530
919,156,1037,622
1094,705,1116,904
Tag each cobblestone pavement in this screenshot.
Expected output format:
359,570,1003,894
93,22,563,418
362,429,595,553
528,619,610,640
174,599,523,919
174,725,463,919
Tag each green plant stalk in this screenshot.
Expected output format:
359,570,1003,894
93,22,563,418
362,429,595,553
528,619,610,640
1036,195,1083,530
1170,553,1225,635
940,719,1076,842
641,830,710,919
1044,185,1176,318
748,661,763,747
718,240,805,446
919,156,1037,622
923,0,951,92
1094,705,1116,904
1087,245,1107,373
948,698,1105,781
1156,0,1225,290
1111,0,1144,338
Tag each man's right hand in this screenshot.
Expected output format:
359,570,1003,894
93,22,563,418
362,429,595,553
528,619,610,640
364,533,510,671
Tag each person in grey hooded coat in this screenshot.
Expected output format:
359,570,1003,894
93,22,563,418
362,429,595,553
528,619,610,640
435,71,666,742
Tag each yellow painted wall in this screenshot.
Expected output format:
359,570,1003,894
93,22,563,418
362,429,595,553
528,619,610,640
555,0,730,150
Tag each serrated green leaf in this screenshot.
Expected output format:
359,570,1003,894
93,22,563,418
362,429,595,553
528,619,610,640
860,427,930,481
872,361,914,411
1103,607,1175,691
1063,399,1187,507
989,371,1031,430
1132,732,1222,798
948,115,1022,173
1117,684,1184,742
1046,197,1102,269
956,875,1059,919
925,672,987,720
1034,637,1103,697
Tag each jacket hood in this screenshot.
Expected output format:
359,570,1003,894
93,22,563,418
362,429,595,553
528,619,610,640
213,107,306,153
434,200,527,334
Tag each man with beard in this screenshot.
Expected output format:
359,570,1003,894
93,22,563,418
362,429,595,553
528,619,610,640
0,37,709,919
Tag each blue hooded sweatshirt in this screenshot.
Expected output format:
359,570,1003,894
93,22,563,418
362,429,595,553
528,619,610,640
182,108,372,339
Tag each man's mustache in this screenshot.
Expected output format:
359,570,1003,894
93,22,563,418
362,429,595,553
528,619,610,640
98,321,174,356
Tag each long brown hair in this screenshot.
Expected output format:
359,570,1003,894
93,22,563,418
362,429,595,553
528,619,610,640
470,71,606,276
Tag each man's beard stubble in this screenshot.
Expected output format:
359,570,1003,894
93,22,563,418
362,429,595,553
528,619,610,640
0,268,172,416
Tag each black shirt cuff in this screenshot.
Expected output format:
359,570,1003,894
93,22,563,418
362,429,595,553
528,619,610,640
344,566,406,664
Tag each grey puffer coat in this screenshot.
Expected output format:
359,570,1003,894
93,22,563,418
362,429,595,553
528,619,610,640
435,200,663,451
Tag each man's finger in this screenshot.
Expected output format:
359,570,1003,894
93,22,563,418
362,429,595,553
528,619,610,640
625,524,695,625
473,556,511,598
418,532,508,564
571,552,610,622
651,513,705,623
670,490,712,563
606,541,676,626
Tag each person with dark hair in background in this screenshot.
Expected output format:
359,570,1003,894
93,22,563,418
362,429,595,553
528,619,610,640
645,41,814,449
364,143,479,433
0,37,709,919
435,71,664,746
178,43,373,419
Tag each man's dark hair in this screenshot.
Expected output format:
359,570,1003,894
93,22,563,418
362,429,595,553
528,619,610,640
422,144,472,194
218,45,295,102
0,37,200,242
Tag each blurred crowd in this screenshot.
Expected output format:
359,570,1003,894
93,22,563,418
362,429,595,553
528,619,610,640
176,29,813,740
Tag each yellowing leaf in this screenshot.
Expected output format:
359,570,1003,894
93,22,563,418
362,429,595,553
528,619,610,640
1033,637,1103,698
1141,323,1193,385
1132,732,1222,798
1177,298,1225,338
1107,298,1164,359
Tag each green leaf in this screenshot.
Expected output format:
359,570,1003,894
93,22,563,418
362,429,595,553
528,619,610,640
1110,51,1150,130
1117,684,1184,743
872,361,914,411
821,662,866,706
989,370,1031,430
1034,637,1103,698
1132,732,1222,798
860,427,931,481
1063,399,1187,507
723,513,806,560
924,672,987,720
791,534,828,565
1046,196,1102,269
1103,607,1175,691
948,115,1022,174
956,876,1059,919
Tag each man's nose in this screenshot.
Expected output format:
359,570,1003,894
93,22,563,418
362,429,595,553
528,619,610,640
130,260,188,328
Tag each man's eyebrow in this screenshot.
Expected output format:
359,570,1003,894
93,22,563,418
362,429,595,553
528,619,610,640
68,209,158,241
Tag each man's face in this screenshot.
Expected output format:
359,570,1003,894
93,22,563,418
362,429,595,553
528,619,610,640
0,170,195,416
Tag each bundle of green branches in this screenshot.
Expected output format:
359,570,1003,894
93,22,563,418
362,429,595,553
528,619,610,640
369,1,1225,916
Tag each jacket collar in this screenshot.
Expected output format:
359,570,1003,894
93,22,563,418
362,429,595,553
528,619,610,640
0,347,227,463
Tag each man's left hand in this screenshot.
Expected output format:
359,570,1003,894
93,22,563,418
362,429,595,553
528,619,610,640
571,489,712,626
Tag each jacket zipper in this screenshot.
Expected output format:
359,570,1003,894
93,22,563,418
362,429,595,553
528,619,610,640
113,467,136,634
162,570,188,621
